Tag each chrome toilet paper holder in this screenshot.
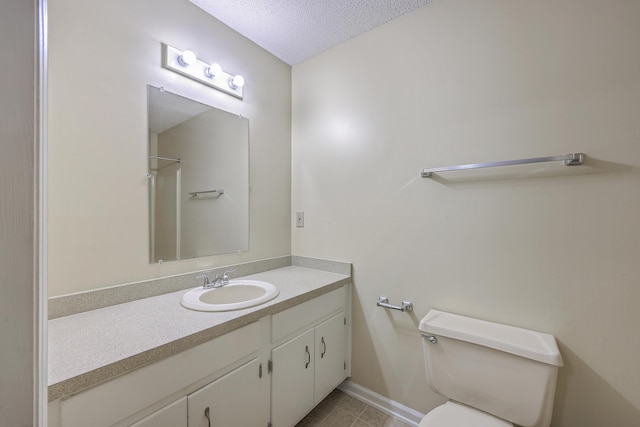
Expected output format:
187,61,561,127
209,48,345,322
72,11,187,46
377,296,413,312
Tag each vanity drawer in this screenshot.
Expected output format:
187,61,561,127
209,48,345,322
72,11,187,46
59,322,260,427
271,287,346,344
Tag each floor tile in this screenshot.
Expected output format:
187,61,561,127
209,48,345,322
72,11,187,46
324,388,346,405
297,388,416,427
336,393,366,417
358,406,390,427
296,413,324,427
384,418,412,427
308,399,336,421
323,406,358,427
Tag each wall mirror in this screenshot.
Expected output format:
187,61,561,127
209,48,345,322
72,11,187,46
147,85,249,263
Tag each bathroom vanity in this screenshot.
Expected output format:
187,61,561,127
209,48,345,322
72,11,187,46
48,263,351,427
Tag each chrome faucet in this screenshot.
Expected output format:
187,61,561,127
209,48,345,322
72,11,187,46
196,269,235,289
218,269,235,287
195,274,214,288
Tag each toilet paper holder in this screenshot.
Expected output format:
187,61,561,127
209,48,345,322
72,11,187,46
377,297,413,312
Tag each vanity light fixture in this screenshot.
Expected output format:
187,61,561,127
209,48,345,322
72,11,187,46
205,63,222,78
230,75,245,89
177,50,196,67
161,43,244,100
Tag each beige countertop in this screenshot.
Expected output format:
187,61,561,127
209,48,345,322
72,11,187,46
48,266,350,401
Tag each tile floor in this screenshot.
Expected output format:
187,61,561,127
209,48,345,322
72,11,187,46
295,389,413,427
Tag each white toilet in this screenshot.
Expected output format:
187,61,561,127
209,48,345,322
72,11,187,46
418,310,563,427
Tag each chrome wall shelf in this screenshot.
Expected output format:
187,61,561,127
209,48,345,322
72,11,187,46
421,153,584,178
148,155,181,164
189,189,224,197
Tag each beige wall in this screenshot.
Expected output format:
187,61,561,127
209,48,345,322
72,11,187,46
48,0,291,296
292,0,640,425
0,0,38,424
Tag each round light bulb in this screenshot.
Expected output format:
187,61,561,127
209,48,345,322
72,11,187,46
230,75,245,89
177,50,196,67
205,63,222,78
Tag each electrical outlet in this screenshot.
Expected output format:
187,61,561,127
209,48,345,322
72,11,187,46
296,212,304,228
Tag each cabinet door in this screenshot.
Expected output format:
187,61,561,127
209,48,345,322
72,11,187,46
188,358,268,427
130,397,187,427
314,312,347,404
271,328,315,427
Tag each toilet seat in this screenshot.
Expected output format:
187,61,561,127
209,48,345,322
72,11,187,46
419,401,513,427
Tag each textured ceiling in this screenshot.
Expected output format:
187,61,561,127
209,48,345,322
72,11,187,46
189,0,432,65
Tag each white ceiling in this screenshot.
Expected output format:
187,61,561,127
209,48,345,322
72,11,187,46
189,0,433,65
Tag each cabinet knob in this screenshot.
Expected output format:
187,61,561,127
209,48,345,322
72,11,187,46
321,337,327,359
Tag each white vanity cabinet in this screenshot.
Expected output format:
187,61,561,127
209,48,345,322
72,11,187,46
314,312,347,402
271,288,349,427
57,322,262,427
271,329,316,427
187,357,269,427
130,397,187,427
52,284,350,427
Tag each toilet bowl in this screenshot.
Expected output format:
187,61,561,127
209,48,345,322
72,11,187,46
419,401,512,427
418,310,563,427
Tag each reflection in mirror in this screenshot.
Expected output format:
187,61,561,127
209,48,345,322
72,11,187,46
147,86,249,263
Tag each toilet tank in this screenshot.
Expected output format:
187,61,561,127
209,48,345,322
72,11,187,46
419,310,563,427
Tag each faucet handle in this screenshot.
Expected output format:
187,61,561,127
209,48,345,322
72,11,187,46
222,269,236,280
221,269,236,286
196,274,212,287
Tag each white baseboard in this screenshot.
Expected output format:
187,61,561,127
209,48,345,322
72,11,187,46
338,379,425,426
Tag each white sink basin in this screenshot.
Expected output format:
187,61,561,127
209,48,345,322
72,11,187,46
181,280,279,312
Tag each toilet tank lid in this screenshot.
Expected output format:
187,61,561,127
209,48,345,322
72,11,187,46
419,310,563,367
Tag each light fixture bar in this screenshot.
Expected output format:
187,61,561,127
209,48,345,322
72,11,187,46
161,43,244,100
